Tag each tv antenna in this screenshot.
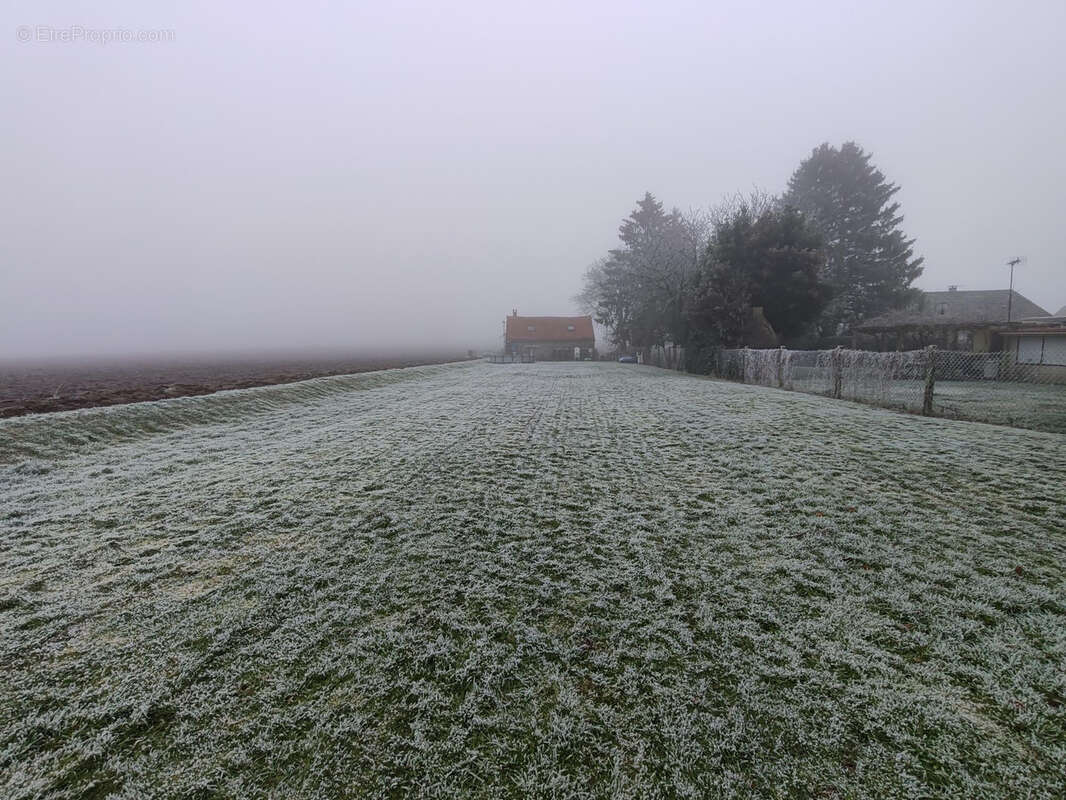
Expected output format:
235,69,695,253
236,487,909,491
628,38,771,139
1006,256,1026,321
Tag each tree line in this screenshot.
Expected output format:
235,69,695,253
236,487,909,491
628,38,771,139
577,141,924,369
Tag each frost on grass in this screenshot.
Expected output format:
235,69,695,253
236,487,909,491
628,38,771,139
1,362,1064,798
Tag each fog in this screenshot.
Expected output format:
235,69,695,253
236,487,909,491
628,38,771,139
3,0,1064,359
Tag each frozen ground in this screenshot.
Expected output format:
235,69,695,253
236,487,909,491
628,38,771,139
932,381,1066,433
781,366,1064,433
1,361,1064,798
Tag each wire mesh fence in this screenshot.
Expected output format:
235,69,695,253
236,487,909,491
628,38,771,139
645,345,685,370
711,346,1066,434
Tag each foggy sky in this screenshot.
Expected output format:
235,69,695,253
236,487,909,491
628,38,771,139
3,0,1065,358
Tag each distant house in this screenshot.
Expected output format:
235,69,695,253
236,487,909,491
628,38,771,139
504,311,595,361
856,288,1050,352
999,314,1066,381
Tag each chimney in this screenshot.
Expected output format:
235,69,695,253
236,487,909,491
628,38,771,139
948,285,957,292
512,308,518,317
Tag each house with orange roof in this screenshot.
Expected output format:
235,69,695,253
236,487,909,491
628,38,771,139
504,311,595,361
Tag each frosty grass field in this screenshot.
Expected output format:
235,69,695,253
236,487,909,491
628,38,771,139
2,361,1065,799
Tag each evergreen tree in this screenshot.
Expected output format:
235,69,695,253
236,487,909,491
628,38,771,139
685,258,751,363
578,192,700,354
785,141,923,337
710,199,828,341
686,194,827,355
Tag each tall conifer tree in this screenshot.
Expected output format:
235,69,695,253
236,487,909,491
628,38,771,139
785,142,923,337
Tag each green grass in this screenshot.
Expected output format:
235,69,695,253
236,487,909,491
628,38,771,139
783,367,1065,433
932,380,1066,433
1,362,1064,798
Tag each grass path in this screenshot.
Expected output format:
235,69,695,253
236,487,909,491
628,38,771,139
1,362,1064,798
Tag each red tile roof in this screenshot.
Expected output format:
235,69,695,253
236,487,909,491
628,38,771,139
505,315,594,343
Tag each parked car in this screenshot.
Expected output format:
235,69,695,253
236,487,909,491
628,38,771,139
618,355,638,364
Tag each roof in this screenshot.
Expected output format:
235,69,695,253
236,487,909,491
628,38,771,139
857,290,1050,331
505,315,594,343
1000,327,1066,336
1000,315,1066,336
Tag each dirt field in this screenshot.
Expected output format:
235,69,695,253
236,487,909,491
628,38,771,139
0,352,467,417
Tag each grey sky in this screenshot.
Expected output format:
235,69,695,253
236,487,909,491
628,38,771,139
3,0,1064,358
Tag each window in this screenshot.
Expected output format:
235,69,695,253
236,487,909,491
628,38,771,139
935,302,948,315
1016,336,1042,364
1043,335,1066,365
527,325,536,333
1020,334,1066,366
567,325,575,331
955,330,971,347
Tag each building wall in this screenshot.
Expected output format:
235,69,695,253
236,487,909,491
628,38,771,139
506,339,595,360
1013,333,1066,364
870,326,989,352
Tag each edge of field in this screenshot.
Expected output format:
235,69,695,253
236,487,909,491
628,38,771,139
0,360,474,468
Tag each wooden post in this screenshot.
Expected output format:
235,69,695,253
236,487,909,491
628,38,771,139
922,345,937,415
831,346,843,399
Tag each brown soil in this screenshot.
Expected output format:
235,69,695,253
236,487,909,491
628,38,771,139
0,352,467,418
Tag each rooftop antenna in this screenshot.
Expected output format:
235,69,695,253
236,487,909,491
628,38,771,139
1006,256,1025,321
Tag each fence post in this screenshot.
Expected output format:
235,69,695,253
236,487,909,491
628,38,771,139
831,346,843,399
922,345,937,415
